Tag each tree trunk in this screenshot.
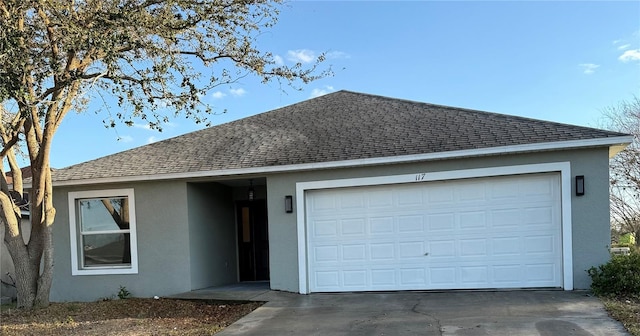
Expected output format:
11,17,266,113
2,208,54,308
34,223,53,307
35,193,55,307
8,243,38,308
1,163,56,308
2,210,36,308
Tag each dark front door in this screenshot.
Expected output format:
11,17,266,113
237,200,269,281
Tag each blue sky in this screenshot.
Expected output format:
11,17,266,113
49,1,640,169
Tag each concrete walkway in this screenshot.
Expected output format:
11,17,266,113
168,281,273,302
210,290,628,336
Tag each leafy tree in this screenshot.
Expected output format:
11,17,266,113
0,0,328,308
603,97,640,247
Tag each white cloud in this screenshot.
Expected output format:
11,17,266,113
147,136,158,144
229,88,246,97
578,63,600,75
118,135,133,143
617,43,631,51
326,51,350,59
157,99,172,108
287,49,316,63
212,91,226,99
619,49,640,62
310,86,335,98
274,55,284,66
133,123,151,130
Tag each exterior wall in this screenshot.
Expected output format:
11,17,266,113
266,148,611,292
51,181,192,302
570,149,611,288
187,182,237,289
45,146,612,301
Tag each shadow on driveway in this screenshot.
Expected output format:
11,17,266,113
217,290,628,336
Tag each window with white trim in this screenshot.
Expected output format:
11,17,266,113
69,189,138,275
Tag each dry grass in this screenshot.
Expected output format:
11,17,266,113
601,296,640,336
0,298,262,336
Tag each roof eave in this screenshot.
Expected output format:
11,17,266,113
50,135,634,188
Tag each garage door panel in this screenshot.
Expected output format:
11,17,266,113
397,188,424,205
342,244,366,261
459,239,488,257
491,181,520,199
427,185,454,203
310,193,338,212
491,209,521,228
524,235,557,254
340,192,366,209
428,213,456,230
399,241,426,258
313,245,339,262
459,211,487,229
524,207,554,225
307,173,562,292
521,178,554,197
315,271,340,288
428,240,456,257
370,243,395,260
369,191,394,208
370,217,395,233
398,215,425,232
461,266,489,284
341,218,366,235
372,269,396,285
400,268,426,285
343,270,367,286
430,267,456,285
525,264,558,283
494,265,522,283
493,237,521,255
312,219,338,237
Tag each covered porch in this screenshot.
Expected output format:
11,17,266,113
186,177,271,294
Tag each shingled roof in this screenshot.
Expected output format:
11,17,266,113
53,90,628,183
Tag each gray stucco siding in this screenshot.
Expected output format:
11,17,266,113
266,148,611,292
187,182,238,290
47,147,611,301
568,149,611,288
51,181,192,302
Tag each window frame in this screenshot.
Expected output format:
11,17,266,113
68,189,138,275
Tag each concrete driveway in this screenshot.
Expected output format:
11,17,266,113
217,290,628,336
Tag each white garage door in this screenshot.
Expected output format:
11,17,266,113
305,173,562,292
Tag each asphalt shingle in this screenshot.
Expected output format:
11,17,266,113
52,90,626,182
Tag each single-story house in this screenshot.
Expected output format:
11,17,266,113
47,90,631,302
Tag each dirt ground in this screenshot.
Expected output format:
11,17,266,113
0,298,263,336
602,296,640,336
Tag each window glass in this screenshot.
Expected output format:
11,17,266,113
82,233,130,266
69,189,137,275
79,198,129,232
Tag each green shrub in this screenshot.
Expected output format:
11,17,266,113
618,233,637,248
587,252,640,297
117,286,131,300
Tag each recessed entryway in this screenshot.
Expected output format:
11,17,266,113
237,199,270,282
